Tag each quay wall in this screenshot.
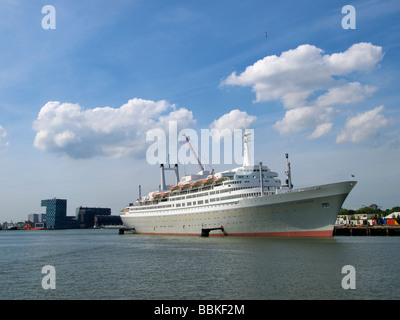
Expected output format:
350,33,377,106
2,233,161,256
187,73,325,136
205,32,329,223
334,226,400,236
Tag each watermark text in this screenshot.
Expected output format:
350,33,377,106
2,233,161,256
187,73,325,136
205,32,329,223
42,5,56,30
341,265,356,290
342,5,356,29
146,121,254,167
41,265,56,290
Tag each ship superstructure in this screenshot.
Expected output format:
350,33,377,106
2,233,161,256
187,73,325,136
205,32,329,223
120,132,356,237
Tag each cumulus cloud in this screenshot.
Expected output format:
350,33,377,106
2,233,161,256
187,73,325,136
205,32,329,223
273,106,334,136
336,105,389,143
221,42,384,138
33,98,195,159
208,109,257,142
210,109,256,132
0,125,9,150
315,82,377,108
308,123,333,140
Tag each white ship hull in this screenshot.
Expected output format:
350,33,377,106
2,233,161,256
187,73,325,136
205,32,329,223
121,181,356,237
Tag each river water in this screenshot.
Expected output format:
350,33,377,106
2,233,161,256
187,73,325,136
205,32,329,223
1,229,399,300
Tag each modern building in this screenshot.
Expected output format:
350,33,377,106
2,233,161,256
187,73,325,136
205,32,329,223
28,214,39,223
41,198,79,229
27,213,46,224
76,206,122,228
94,215,122,227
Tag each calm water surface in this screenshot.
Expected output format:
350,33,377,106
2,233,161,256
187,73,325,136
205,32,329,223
1,229,399,300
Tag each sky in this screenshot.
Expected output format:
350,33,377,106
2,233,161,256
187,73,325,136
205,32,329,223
1,0,400,222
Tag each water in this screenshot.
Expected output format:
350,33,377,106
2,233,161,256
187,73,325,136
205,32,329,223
1,229,399,300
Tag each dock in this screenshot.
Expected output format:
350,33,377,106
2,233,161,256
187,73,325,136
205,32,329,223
334,226,400,236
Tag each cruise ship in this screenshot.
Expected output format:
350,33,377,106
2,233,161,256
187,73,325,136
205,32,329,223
120,132,356,237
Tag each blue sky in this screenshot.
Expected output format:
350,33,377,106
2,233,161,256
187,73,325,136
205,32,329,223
1,0,400,222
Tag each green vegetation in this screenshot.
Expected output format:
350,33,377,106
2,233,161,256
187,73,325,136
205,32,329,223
339,205,400,218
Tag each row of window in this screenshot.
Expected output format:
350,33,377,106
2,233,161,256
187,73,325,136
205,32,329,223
130,191,264,212
155,185,263,203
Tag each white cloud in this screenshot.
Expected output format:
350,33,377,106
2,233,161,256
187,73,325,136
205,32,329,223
336,105,389,143
315,82,377,108
308,123,333,139
33,98,195,159
273,106,334,136
209,109,257,141
0,125,9,150
54,130,79,148
221,42,384,138
210,109,256,132
222,44,331,105
203,109,257,165
326,42,384,75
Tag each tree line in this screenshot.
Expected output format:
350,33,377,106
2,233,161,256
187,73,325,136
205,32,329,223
339,206,400,218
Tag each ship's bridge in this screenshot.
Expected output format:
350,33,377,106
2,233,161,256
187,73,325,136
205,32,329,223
223,165,281,189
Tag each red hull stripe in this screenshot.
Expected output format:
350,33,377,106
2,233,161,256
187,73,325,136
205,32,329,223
133,230,333,237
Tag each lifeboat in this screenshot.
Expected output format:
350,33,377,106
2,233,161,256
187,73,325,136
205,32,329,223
191,180,203,188
179,183,191,190
201,178,215,185
169,185,180,191
152,193,162,198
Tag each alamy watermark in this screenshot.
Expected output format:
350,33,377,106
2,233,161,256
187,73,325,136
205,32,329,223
342,5,356,30
146,121,254,167
39,264,357,292
41,265,56,290
40,4,355,31
341,265,356,290
41,5,56,30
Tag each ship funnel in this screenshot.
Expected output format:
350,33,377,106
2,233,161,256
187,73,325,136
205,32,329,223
160,163,180,191
174,164,180,185
160,164,166,192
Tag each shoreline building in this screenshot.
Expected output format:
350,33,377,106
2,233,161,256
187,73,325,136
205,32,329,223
41,198,79,229
76,206,122,228
27,213,46,224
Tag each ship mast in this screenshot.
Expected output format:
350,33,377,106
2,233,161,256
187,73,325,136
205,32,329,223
243,131,252,167
285,153,293,190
